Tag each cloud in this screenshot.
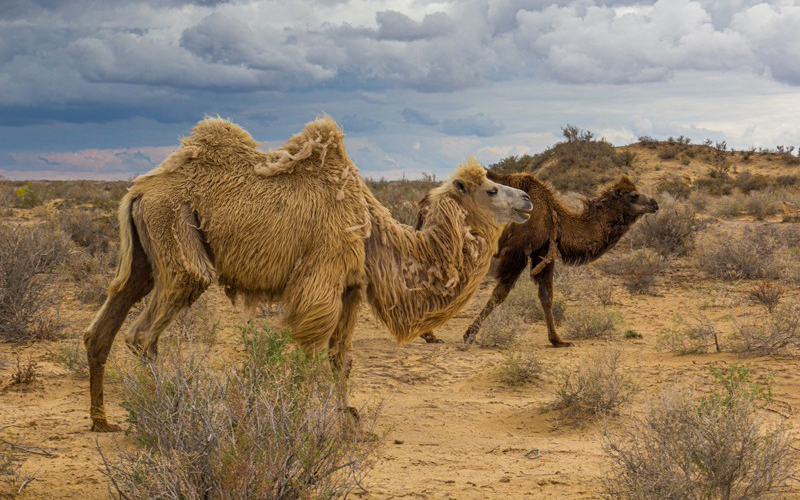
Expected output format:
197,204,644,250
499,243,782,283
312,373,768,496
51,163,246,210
440,113,505,137
341,114,383,133
373,11,455,41
402,108,439,126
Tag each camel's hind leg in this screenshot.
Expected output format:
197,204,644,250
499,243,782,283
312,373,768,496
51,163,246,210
84,233,153,432
124,280,206,358
532,261,572,347
463,248,527,344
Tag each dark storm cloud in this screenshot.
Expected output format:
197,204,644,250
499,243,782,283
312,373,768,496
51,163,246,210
341,114,383,133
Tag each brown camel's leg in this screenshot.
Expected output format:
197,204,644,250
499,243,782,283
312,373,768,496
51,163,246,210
84,238,153,432
327,285,363,419
463,249,527,344
533,261,572,347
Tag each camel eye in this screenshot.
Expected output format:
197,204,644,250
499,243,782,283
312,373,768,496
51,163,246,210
487,187,498,196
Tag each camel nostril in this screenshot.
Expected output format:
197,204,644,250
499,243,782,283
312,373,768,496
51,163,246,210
522,194,531,203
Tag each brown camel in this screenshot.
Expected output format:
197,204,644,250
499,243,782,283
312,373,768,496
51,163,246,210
417,170,658,346
84,116,532,432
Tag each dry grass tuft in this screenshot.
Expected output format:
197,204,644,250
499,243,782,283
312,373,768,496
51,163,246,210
604,364,793,500
552,348,637,423
103,325,379,500
659,315,720,355
57,339,89,377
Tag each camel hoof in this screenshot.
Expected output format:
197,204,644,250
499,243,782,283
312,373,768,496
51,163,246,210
550,341,574,348
463,332,477,344
420,332,444,344
91,420,122,433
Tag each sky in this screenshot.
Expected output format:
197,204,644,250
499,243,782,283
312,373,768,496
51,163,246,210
1,0,799,180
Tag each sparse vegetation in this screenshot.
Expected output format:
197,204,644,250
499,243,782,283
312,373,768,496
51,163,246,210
731,301,800,356
0,223,70,341
599,248,667,294
498,345,543,386
747,282,784,313
563,306,620,339
627,194,701,256
659,315,720,354
695,226,780,280
10,354,38,385
604,364,793,500
104,325,379,500
57,340,89,377
552,348,637,423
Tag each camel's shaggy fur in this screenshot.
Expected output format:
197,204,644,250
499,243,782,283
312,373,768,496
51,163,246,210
418,170,658,346
84,116,532,431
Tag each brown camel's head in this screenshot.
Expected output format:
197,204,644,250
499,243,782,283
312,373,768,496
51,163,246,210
611,174,659,215
448,156,533,224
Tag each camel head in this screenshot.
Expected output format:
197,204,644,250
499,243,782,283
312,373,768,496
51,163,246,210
448,156,533,224
610,174,659,216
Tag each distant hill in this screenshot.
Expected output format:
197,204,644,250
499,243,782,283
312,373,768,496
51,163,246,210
489,127,800,196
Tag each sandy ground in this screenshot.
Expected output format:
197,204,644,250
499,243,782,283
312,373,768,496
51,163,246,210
2,246,800,500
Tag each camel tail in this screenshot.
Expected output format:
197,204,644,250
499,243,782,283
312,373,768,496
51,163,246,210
108,192,136,295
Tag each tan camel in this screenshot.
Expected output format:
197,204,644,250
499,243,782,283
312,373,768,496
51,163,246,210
84,116,533,432
418,170,658,346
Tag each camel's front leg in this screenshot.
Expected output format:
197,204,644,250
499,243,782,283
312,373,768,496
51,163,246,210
420,332,445,343
463,281,513,343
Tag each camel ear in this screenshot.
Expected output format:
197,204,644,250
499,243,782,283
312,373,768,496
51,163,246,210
453,179,468,194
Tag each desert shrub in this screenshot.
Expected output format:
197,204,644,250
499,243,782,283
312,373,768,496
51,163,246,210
498,345,543,386
731,301,800,356
694,226,780,280
747,282,784,313
734,171,771,193
55,207,113,256
479,278,540,347
604,364,793,500
104,325,378,500
627,194,701,256
708,193,745,218
366,175,438,226
0,223,70,341
57,339,89,377
659,316,720,354
743,191,777,220
552,348,637,423
593,277,615,305
563,306,620,339
598,248,667,294
11,182,42,208
654,177,691,200
657,146,678,160
167,295,219,347
776,175,798,187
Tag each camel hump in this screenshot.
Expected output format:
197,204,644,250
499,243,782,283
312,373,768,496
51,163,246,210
256,115,349,177
184,117,260,150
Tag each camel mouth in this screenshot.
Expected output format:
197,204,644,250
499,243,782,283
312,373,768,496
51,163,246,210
512,207,531,222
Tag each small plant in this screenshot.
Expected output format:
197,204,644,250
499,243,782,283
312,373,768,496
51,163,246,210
498,345,543,386
603,364,792,500
57,340,89,377
563,306,619,339
13,182,41,208
10,354,38,385
623,329,642,339
552,348,637,423
593,278,615,306
747,282,784,313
